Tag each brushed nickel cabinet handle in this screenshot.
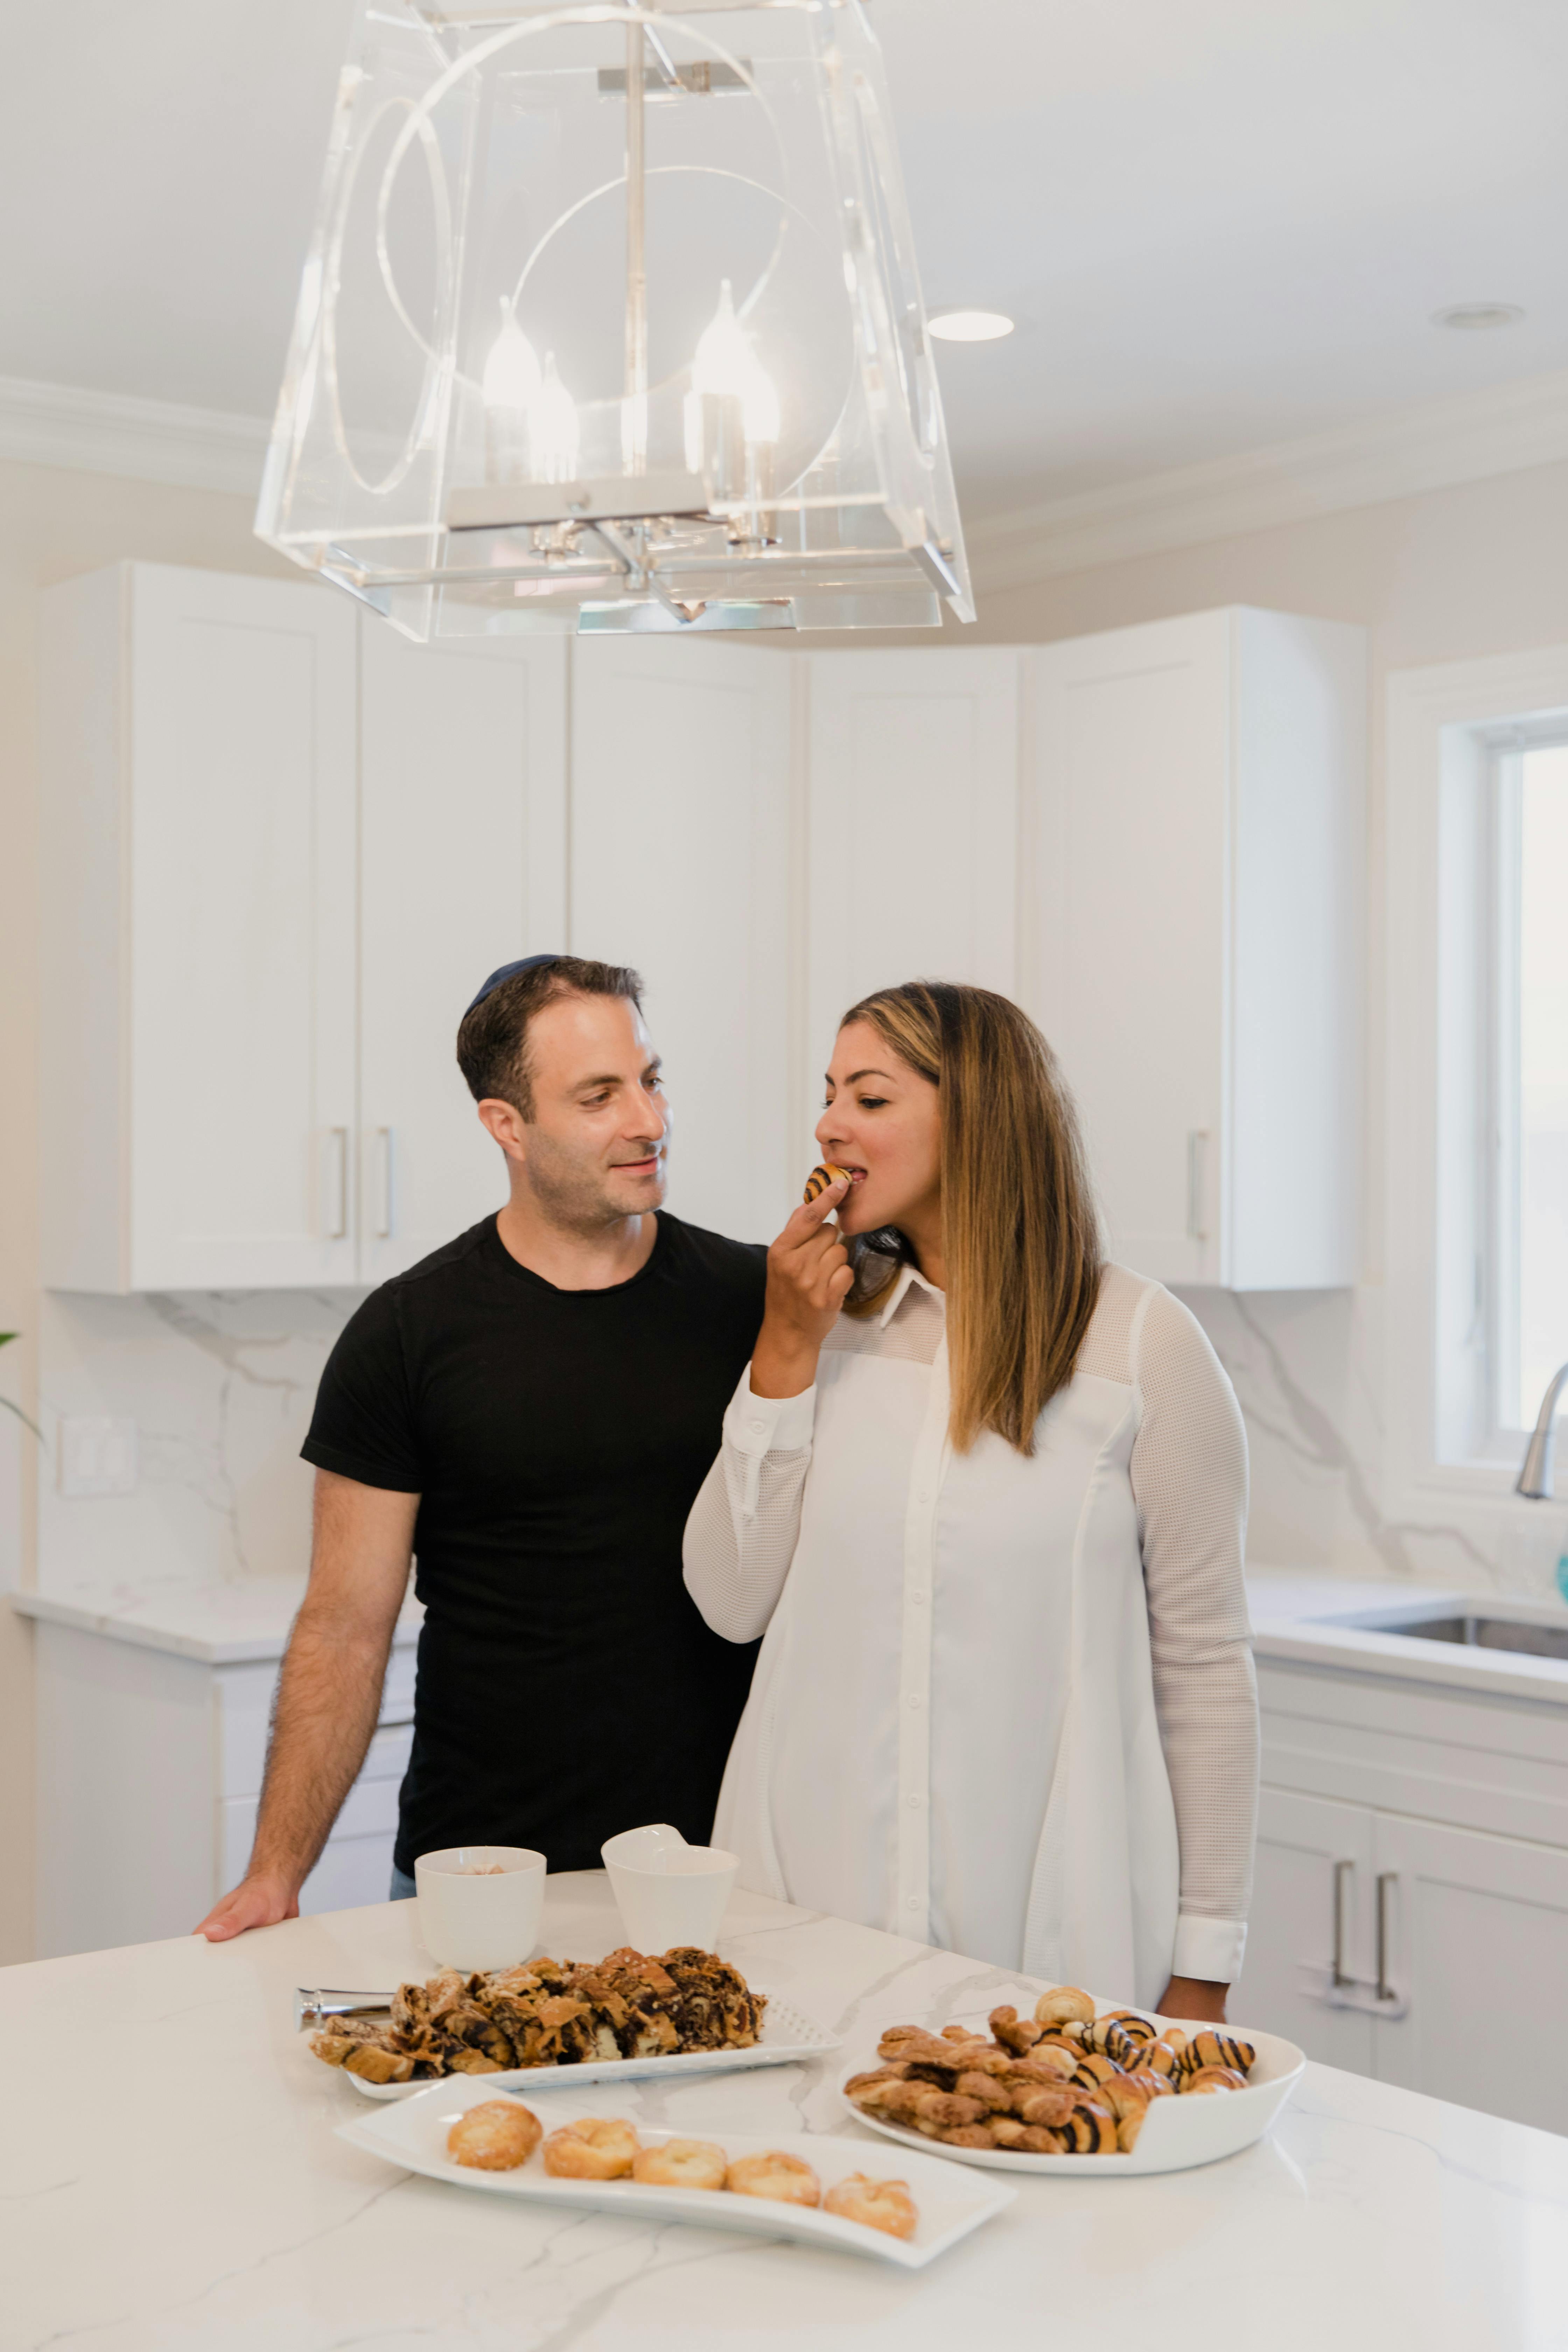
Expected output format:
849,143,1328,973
1375,1871,1397,2003
1331,1857,1353,1988
1186,1129,1210,1242
326,1128,349,1240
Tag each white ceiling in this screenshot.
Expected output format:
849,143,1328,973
3,0,1564,523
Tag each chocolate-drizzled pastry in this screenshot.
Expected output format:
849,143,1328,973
803,1162,852,1204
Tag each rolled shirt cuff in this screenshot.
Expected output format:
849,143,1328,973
724,1364,818,1457
1170,1913,1247,1985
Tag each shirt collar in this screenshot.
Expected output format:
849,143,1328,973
875,1259,945,1328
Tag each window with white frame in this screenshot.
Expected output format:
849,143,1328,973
1384,646,1568,1507
1488,736,1568,1439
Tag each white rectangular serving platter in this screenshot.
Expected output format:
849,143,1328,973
344,1991,838,2102
840,2005,1305,2177
336,2075,1015,2268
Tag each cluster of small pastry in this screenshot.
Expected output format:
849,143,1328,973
446,2103,919,2239
310,1946,765,2084
846,1987,1256,2155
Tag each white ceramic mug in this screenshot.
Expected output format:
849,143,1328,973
413,1844,546,1972
601,1823,739,1954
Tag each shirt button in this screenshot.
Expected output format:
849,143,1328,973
749,1418,766,1433
906,1897,920,1912
910,1590,927,1606
917,1489,931,1504
907,1792,923,1809
907,1693,923,1709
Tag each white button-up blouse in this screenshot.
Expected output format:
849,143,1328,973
682,1260,1258,2007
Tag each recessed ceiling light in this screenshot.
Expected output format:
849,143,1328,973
1432,303,1525,331
928,309,1015,343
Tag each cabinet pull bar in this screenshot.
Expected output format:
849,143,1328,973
1375,1871,1397,2003
374,1127,394,1239
326,1128,349,1240
1331,1857,1353,1988
1186,1129,1210,1243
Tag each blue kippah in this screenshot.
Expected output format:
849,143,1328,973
464,953,564,1016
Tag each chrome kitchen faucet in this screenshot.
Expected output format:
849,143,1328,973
1517,1363,1568,1498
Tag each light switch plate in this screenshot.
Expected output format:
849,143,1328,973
58,1416,138,1498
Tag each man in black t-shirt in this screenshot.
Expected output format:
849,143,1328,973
197,955,764,1939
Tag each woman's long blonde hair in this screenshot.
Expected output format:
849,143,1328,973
839,981,1102,1456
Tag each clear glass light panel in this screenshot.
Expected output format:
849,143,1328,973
1517,744,1568,1419
256,0,972,640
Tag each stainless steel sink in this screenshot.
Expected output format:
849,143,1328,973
1349,1612,1568,1662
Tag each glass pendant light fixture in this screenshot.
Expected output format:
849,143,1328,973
255,0,973,638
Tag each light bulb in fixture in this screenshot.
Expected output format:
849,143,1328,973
690,279,779,444
927,309,1014,343
529,352,580,485
483,298,542,408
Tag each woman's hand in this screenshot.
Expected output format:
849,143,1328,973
749,1177,854,1399
1156,1975,1228,2023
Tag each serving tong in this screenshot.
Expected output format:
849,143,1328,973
295,1987,396,2032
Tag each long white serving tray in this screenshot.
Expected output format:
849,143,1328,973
336,2076,1015,2268
840,2006,1306,2177
343,1990,838,2102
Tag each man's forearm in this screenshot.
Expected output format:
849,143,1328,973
247,1608,393,1890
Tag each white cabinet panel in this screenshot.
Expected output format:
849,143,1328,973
359,627,568,1282
1371,1813,1568,2136
1030,608,1364,1289
570,638,793,1245
41,563,359,1291
1236,1787,1377,2075
300,1833,399,1916
806,650,1020,1118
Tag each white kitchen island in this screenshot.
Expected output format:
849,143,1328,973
4,1871,1566,2352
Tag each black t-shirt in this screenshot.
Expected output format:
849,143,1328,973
301,1213,765,1875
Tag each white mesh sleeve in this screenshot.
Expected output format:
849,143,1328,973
1131,1284,1259,1983
681,1367,816,1644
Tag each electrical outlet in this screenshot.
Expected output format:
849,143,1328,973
58,1416,138,1499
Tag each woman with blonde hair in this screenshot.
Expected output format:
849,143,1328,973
684,980,1257,2020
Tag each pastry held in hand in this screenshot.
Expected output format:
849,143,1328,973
802,1162,852,1205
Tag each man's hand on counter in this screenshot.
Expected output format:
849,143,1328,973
196,1872,301,1942
1156,1975,1229,2023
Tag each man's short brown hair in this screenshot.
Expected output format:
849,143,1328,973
456,957,644,1119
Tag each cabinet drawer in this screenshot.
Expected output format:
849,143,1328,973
216,1643,418,1801
300,1832,399,1917
219,1771,401,1887
362,1722,413,1782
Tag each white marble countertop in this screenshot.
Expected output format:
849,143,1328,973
4,1871,1566,2350
1248,1569,1568,1706
8,1576,422,1663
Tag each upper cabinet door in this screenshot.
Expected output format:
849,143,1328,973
1030,608,1364,1290
570,638,793,1247
41,563,360,1292
805,649,1021,1115
358,628,568,1285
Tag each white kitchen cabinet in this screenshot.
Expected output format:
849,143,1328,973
40,564,571,1292
570,637,794,1246
40,563,360,1290
1370,1811,1568,2136
1029,608,1365,1289
806,648,1021,1123
358,625,568,1283
29,1607,418,1958
1246,1654,1568,2134
1236,1788,1377,2076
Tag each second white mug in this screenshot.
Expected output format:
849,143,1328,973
601,1822,738,1954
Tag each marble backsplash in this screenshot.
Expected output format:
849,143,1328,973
31,1278,1568,1606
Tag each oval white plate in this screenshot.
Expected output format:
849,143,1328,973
340,1990,838,2101
336,2075,1015,2269
840,2008,1305,2176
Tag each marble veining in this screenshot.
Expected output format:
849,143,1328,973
1179,1285,1568,1601
5,1873,1566,2351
